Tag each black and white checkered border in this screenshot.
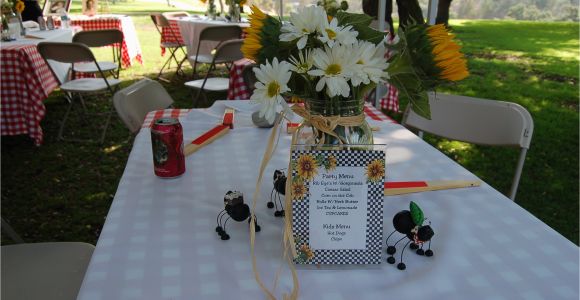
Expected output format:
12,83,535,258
291,149,385,265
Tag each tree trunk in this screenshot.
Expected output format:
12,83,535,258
436,0,452,26
397,0,425,29
362,0,394,34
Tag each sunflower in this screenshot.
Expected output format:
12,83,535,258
325,155,337,171
200,0,207,4
292,180,307,200
426,24,469,81
365,159,385,183
296,154,318,181
241,5,268,61
241,5,282,63
14,0,24,13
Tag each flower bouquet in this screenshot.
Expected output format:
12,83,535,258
244,5,390,145
243,5,468,145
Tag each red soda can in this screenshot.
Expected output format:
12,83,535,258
150,117,186,178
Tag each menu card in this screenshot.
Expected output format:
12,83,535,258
291,147,385,265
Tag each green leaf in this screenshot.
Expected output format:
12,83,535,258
336,11,373,27
336,11,386,45
315,154,325,166
410,201,424,226
408,91,431,120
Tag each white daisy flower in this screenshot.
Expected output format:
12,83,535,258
350,41,389,86
250,58,292,123
307,45,356,98
318,18,358,48
280,6,327,50
288,49,314,74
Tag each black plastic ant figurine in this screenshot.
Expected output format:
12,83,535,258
215,191,261,240
386,201,434,270
267,169,286,217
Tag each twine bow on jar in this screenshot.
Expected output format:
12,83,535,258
290,105,365,145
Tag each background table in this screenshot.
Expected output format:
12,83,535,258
0,29,73,145
56,15,143,68
165,16,247,65
77,101,578,299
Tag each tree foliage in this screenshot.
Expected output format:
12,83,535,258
421,0,579,22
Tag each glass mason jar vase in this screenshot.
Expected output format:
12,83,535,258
294,98,373,147
228,4,240,22
207,0,217,20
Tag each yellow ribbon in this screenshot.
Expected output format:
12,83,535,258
249,114,300,300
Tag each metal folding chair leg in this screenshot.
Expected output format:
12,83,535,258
58,92,116,144
57,97,75,141
98,106,114,144
158,46,187,80
157,50,175,79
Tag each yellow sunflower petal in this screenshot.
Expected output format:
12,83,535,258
426,24,469,82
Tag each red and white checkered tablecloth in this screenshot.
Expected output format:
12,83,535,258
160,19,184,56
55,15,143,68
380,34,400,112
1,44,58,145
142,103,394,129
142,109,191,128
227,58,253,100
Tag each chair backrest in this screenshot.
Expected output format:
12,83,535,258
150,13,163,33
402,93,533,148
2,242,95,300
37,42,95,64
162,11,190,18
152,13,171,28
199,25,242,42
73,29,124,48
211,38,245,65
38,42,109,85
402,93,534,200
113,78,174,133
242,63,257,91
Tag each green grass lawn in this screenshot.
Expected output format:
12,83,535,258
1,3,578,246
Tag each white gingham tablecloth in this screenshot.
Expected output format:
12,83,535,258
0,29,73,145
55,15,143,68
163,17,247,66
78,100,578,300
140,102,395,129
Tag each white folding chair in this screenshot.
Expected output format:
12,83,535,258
1,218,95,300
402,93,534,200
184,39,244,106
113,78,174,133
72,29,124,79
162,11,190,18
37,42,121,143
151,13,187,79
189,25,242,79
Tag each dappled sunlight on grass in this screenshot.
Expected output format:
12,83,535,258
103,144,123,154
84,192,111,202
